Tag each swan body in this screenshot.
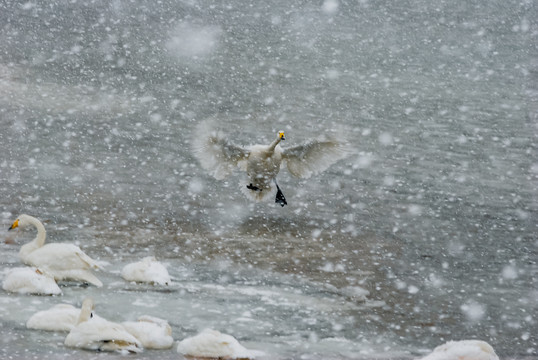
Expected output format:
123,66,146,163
419,340,499,360
9,214,103,287
27,304,80,331
121,257,171,285
177,328,260,359
2,267,62,295
122,315,174,349
65,298,142,353
192,121,351,206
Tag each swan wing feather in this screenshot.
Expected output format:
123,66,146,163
66,318,142,352
192,121,249,180
26,304,80,331
2,267,62,295
24,244,103,286
122,320,174,349
26,243,99,270
282,134,352,179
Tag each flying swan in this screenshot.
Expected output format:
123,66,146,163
8,214,103,287
64,298,142,353
192,121,352,206
418,340,499,360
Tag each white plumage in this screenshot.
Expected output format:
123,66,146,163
9,214,103,287
122,315,174,349
177,328,261,359
121,256,171,285
64,298,142,353
27,303,80,331
419,340,499,360
2,267,61,295
192,121,351,206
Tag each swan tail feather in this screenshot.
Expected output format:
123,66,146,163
55,270,103,287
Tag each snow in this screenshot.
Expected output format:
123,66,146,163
166,22,222,59
321,0,339,15
461,300,487,323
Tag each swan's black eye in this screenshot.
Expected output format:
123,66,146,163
90,312,94,318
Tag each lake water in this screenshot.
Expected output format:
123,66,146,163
0,0,536,359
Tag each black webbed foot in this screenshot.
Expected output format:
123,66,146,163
247,183,262,191
275,184,287,207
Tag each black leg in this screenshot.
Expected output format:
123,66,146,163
247,183,261,191
275,184,287,207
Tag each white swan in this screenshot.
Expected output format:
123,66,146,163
64,298,142,353
9,214,103,287
2,267,62,295
121,256,171,285
419,340,499,360
177,328,262,359
27,303,80,331
192,121,351,206
122,315,174,349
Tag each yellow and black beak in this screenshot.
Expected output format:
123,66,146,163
279,131,285,140
8,219,19,231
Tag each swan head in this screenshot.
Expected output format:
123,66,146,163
8,214,32,230
278,131,285,141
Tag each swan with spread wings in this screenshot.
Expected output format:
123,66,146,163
192,121,352,206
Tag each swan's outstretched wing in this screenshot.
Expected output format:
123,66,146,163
192,121,249,180
282,134,352,179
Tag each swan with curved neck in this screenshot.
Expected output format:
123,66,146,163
192,121,351,206
10,214,47,261
8,214,103,287
65,298,142,353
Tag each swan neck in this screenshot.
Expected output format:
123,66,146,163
19,216,46,260
268,136,282,151
26,216,47,247
78,299,93,324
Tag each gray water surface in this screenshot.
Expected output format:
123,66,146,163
0,0,537,359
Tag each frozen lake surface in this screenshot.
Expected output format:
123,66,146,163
0,0,536,359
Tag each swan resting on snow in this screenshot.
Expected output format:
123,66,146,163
419,340,499,360
27,303,81,331
8,214,103,287
192,121,352,206
121,315,174,349
177,328,263,359
2,267,62,295
64,298,142,353
121,256,171,285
